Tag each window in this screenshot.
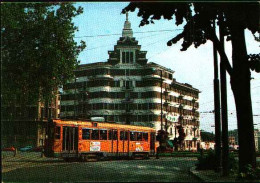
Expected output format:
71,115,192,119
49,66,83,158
92,129,99,140
120,131,128,140
138,104,142,110
130,132,137,141
169,73,173,80
137,132,142,141
55,126,61,139
126,69,130,76
114,81,120,87
100,129,107,140
82,128,91,140
122,51,134,63
143,133,148,141
109,130,118,140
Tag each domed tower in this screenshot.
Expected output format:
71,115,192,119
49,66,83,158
122,12,133,38
107,12,148,66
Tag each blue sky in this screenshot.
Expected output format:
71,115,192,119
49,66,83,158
72,2,260,132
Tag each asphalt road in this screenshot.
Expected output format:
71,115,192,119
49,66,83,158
2,152,200,182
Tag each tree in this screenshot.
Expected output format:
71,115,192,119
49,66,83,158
1,3,86,116
122,2,259,172
201,131,215,142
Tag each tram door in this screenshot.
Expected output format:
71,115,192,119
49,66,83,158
62,126,78,152
150,132,156,154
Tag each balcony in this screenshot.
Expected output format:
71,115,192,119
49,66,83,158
123,109,133,115
143,74,164,81
122,97,133,103
122,86,134,91
163,100,170,107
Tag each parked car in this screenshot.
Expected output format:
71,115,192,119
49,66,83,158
2,146,16,151
20,146,33,152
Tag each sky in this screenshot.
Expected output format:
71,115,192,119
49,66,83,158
72,2,260,132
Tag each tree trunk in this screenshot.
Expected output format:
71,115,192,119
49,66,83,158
229,26,256,172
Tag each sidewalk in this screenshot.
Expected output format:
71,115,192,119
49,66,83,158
190,166,237,182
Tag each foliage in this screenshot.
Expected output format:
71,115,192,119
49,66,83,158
248,54,260,73
196,150,237,171
1,3,86,110
237,164,260,181
200,131,215,142
122,2,258,57
122,1,259,171
156,129,169,142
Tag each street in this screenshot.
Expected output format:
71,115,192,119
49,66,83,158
2,152,200,182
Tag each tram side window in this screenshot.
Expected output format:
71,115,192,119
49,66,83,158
137,132,142,141
55,126,61,139
130,131,137,141
82,129,91,140
143,133,148,141
109,130,118,140
100,129,107,140
113,130,118,140
92,129,99,140
120,131,128,140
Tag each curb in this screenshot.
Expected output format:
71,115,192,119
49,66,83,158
189,166,206,182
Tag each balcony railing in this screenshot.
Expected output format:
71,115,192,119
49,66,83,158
123,110,133,115
122,98,133,103
122,86,134,91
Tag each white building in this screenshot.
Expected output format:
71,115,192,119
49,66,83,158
61,13,201,150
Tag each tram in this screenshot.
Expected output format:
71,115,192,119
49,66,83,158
44,119,157,161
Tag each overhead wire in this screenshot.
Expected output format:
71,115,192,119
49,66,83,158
74,29,183,38
85,32,165,51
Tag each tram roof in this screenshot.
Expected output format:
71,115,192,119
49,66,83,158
52,119,156,132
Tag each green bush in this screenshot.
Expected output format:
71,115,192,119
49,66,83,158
196,150,237,171
237,164,260,181
196,150,216,170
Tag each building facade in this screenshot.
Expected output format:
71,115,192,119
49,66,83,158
60,13,200,150
2,91,60,148
228,129,259,152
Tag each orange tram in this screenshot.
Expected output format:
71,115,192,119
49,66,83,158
44,119,158,161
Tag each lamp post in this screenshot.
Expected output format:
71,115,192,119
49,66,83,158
160,69,163,132
74,77,78,119
164,88,169,133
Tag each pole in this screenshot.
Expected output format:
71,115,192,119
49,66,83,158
160,70,163,131
213,19,222,172
74,78,77,119
165,89,168,133
219,16,229,176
